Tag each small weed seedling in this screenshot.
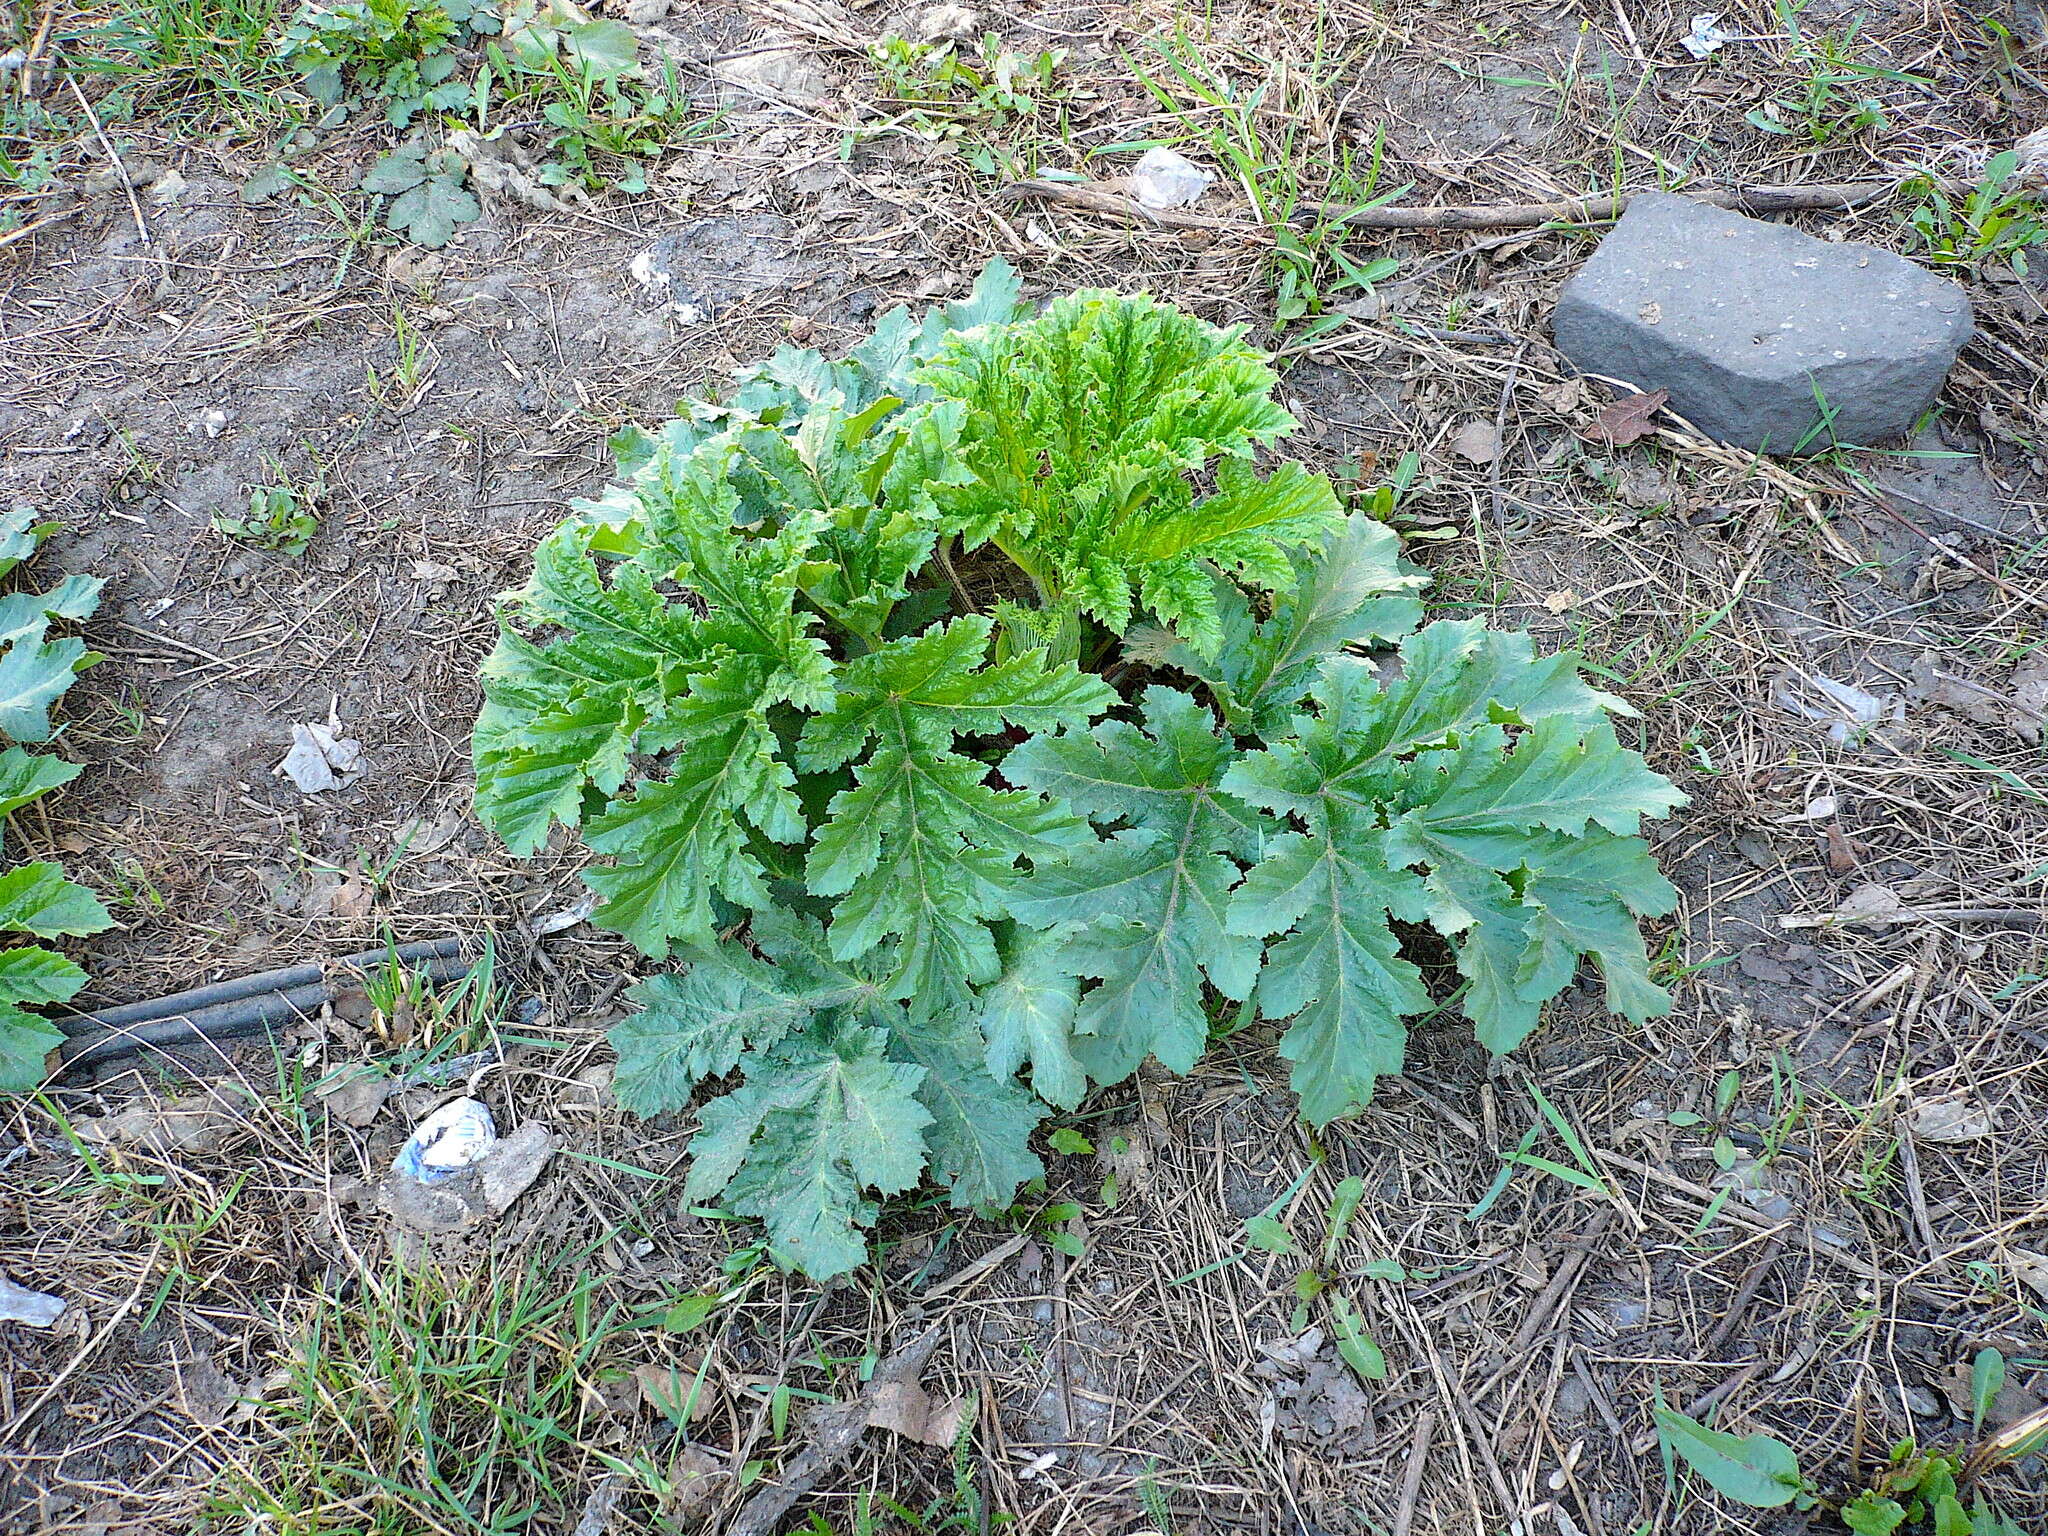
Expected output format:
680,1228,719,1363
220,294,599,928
218,464,321,555
1657,1355,2048,1534
1244,1175,1391,1384
1745,5,1922,145
482,9,718,194
277,0,500,126
865,33,1067,172
1129,35,1403,332
1907,150,2048,277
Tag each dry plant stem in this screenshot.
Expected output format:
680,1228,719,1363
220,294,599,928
1700,1232,1790,1356
3,1237,164,1441
65,73,150,250
1779,907,2047,930
1005,177,1906,236
1392,1409,1437,1536
1306,179,1905,230
725,1325,944,1536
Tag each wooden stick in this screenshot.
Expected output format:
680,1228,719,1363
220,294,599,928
726,1324,944,1536
1779,906,2045,930
1005,177,1907,237
1301,179,1903,231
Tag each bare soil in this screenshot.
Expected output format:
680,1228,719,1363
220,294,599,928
3,0,2047,1532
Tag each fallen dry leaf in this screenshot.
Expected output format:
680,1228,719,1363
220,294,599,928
309,1063,394,1128
1823,822,1859,876
78,1091,244,1155
1448,418,1501,465
1582,387,1670,446
634,1359,715,1423
1907,1097,1994,1143
866,1378,972,1446
2008,1249,2048,1303
1537,377,1584,414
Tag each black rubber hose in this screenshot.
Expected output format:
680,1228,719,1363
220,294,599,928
58,938,468,1036
55,942,475,1074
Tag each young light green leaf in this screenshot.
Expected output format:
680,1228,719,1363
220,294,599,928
917,289,1337,654
0,944,87,1006
1047,1126,1094,1156
1323,1175,1366,1264
1653,1407,1807,1508
1242,1215,1299,1256
1329,1295,1388,1382
1841,1492,1907,1536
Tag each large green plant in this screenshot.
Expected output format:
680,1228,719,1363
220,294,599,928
0,511,112,1091
473,266,1687,1276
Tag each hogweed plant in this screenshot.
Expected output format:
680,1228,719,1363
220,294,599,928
472,264,1688,1276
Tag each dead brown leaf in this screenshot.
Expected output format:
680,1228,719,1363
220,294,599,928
1448,418,1501,465
1823,822,1859,876
635,1359,715,1423
1582,388,1669,446
309,1064,393,1128
866,1378,971,1446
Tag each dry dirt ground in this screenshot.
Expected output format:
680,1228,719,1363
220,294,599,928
3,0,2048,1532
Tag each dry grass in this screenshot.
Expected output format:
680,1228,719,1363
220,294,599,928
2,0,2045,1531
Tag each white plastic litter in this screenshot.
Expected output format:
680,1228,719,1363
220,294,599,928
1130,147,1213,209
1680,12,1732,57
276,708,365,794
1680,12,1733,58
393,1097,497,1183
0,1271,66,1328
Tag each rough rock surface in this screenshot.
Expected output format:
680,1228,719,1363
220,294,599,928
1552,193,1973,454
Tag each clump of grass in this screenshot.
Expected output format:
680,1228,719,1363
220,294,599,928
214,1257,645,1535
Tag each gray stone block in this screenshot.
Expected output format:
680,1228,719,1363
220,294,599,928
1551,193,1972,454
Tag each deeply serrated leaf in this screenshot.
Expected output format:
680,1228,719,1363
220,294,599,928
611,911,895,1112
583,667,799,958
683,1026,931,1279
385,172,479,248
1142,514,1426,735
1008,687,1268,1083
918,290,1337,650
890,1006,1045,1207
1227,827,1433,1125
1227,632,1684,1115
976,924,1086,1110
0,862,113,939
800,617,1111,994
